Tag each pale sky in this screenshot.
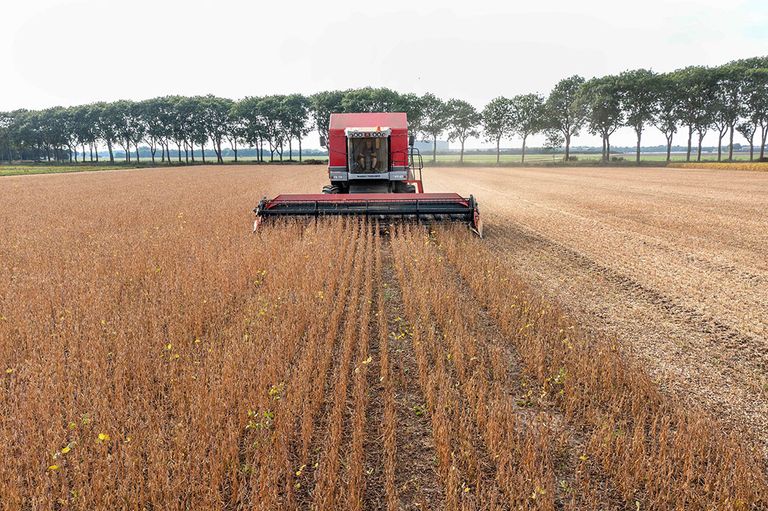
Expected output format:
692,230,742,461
2,0,767,149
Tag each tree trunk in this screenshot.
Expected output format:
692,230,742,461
460,139,465,163
749,133,754,161
108,141,114,163
666,133,673,162
135,144,140,162
635,129,642,165
760,125,767,159
686,126,693,162
298,137,302,162
728,125,735,160
496,136,500,164
521,134,527,164
432,136,437,163
697,132,705,161
717,133,723,161
606,137,611,162
191,142,196,163
288,138,293,160
201,143,206,163
565,133,571,161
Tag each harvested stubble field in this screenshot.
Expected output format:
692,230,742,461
0,164,766,510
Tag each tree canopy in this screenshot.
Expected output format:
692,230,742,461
2,55,767,165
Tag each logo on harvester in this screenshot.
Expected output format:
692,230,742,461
347,130,388,138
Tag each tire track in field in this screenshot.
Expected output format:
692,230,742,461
510,192,768,287
490,221,768,372
379,240,445,510
484,219,768,456
360,229,389,510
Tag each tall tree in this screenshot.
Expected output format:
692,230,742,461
259,95,288,161
396,93,424,135
445,99,480,163
310,90,346,145
169,96,191,162
674,66,715,161
92,103,118,163
543,75,586,161
281,94,310,161
341,87,401,113
712,63,746,160
481,97,514,164
200,95,234,163
419,93,449,162
618,69,658,164
509,93,544,164
225,103,244,163
579,76,623,161
182,97,207,163
652,73,681,162
0,111,12,162
741,68,768,160
236,97,268,162
139,98,173,163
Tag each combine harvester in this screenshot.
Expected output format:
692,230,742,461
253,112,482,236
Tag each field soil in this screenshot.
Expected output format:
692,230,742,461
1,164,766,509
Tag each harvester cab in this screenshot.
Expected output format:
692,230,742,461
253,112,482,236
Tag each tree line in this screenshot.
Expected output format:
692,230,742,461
1,56,766,165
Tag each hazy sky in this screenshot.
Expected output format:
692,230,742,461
2,0,767,148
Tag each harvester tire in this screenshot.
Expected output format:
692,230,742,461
322,185,341,194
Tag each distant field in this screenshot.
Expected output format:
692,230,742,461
1,151,760,176
425,151,756,164
0,165,122,177
669,161,768,171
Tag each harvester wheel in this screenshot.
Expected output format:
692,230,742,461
394,182,416,193
322,184,341,194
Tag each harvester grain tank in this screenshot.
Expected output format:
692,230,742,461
253,112,482,236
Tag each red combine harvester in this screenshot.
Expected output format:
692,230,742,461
253,112,482,236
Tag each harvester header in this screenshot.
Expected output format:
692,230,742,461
254,112,482,236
